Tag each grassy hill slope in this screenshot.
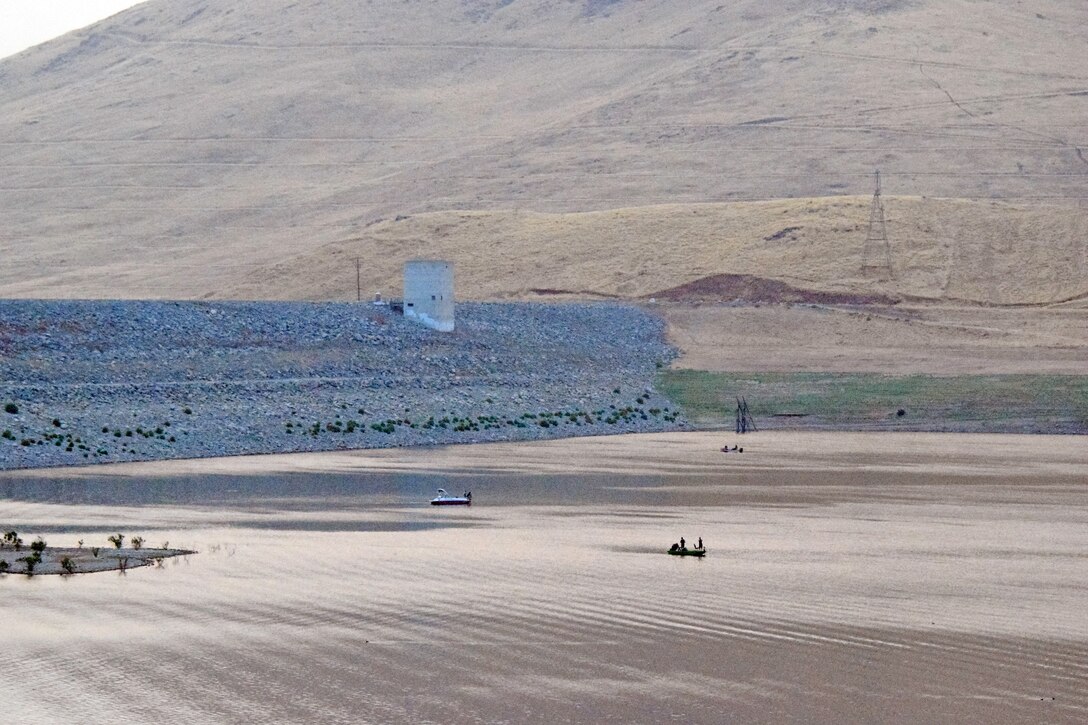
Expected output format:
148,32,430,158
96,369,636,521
1,0,1086,301
226,196,1088,305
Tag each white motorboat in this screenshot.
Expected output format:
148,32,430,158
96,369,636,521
430,488,472,506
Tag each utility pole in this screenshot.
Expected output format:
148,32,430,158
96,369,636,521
354,258,361,301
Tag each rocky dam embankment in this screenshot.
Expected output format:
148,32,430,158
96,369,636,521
0,301,682,470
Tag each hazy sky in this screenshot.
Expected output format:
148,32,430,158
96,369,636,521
0,0,146,59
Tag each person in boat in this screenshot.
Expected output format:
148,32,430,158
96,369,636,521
679,537,686,550
670,543,679,553
697,537,703,550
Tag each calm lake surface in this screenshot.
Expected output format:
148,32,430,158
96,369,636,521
2,432,1086,724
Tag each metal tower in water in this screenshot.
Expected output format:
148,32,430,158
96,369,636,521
735,397,756,434
861,170,894,279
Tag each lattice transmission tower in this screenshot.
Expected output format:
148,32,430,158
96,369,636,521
860,169,894,279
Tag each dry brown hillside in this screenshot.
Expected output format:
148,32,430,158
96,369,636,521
228,197,1088,305
0,0,1086,301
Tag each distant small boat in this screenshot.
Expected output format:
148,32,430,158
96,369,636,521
667,547,706,557
430,488,471,506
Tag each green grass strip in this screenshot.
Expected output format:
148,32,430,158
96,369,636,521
658,370,1088,433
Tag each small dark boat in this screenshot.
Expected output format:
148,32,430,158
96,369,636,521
667,547,706,557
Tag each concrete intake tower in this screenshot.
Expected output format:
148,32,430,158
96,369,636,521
403,260,454,332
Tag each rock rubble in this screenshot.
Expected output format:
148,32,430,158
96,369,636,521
0,300,682,470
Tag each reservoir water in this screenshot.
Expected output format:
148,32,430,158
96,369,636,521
2,432,1086,723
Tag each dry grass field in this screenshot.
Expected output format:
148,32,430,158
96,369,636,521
663,302,1088,374
658,301,1088,432
227,197,1088,305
